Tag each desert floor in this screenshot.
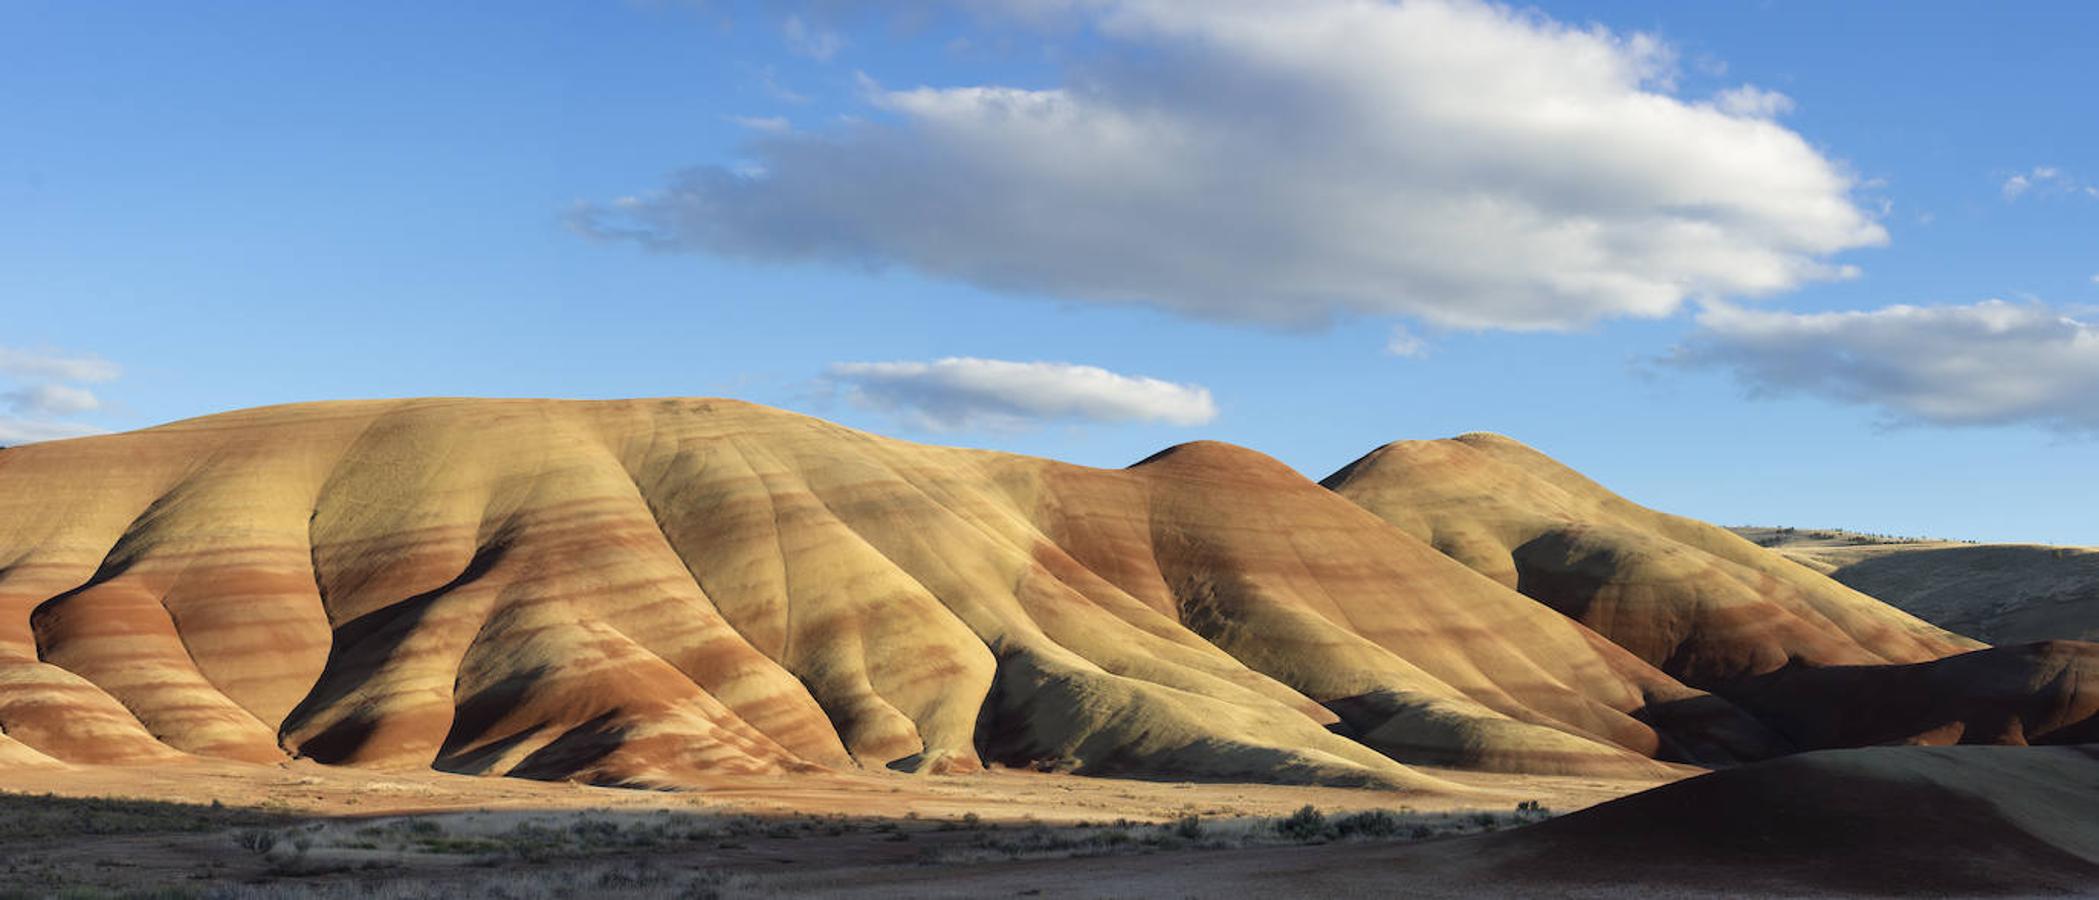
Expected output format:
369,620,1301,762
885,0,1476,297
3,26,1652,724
0,761,1672,898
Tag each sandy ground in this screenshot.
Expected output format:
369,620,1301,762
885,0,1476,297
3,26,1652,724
0,756,1667,822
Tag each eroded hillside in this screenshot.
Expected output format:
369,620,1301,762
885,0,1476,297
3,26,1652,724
2,400,2093,789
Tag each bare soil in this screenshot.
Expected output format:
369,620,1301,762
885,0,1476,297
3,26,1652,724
0,759,1662,898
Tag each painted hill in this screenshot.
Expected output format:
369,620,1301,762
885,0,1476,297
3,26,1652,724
1,400,2093,790
1737,527,2099,645
1322,433,2099,751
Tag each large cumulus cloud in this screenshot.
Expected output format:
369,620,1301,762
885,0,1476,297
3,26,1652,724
578,0,1885,331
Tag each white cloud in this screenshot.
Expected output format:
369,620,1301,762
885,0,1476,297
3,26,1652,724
1385,325,1428,358
4,383,101,415
575,0,1884,333
753,65,811,104
1713,84,1794,118
0,346,119,445
1670,299,2099,431
0,418,104,446
824,357,1217,430
728,115,792,133
782,15,843,60
0,347,120,383
2002,165,2099,201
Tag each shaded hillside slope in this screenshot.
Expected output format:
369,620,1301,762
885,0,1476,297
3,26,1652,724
1738,527,2099,644
1323,433,1977,683
1468,744,2099,895
1719,641,2099,747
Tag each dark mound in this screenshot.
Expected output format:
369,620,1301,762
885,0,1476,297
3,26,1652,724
1481,744,2099,895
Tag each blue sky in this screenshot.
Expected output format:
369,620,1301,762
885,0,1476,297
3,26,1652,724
4,1,2096,544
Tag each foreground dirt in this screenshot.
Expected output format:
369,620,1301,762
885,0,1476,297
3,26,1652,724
8,747,2094,898
0,761,1662,898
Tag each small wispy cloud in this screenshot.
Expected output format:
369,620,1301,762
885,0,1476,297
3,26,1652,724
823,357,1217,431
1385,326,1429,359
781,15,843,61
0,346,120,445
4,383,101,415
1712,85,1795,118
2002,165,2099,201
0,418,105,445
727,115,791,133
750,64,809,105
0,347,120,383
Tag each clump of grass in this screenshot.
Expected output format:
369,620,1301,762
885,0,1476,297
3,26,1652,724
195,862,770,898
0,792,290,844
1270,804,1551,844
1330,810,1400,838
919,824,1152,864
235,829,278,854
1275,805,1328,841
936,811,987,832
1170,814,1204,840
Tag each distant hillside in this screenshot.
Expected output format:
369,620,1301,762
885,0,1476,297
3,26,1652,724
1732,527,2099,644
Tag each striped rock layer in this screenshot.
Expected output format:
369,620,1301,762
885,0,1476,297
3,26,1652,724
1,399,2092,788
